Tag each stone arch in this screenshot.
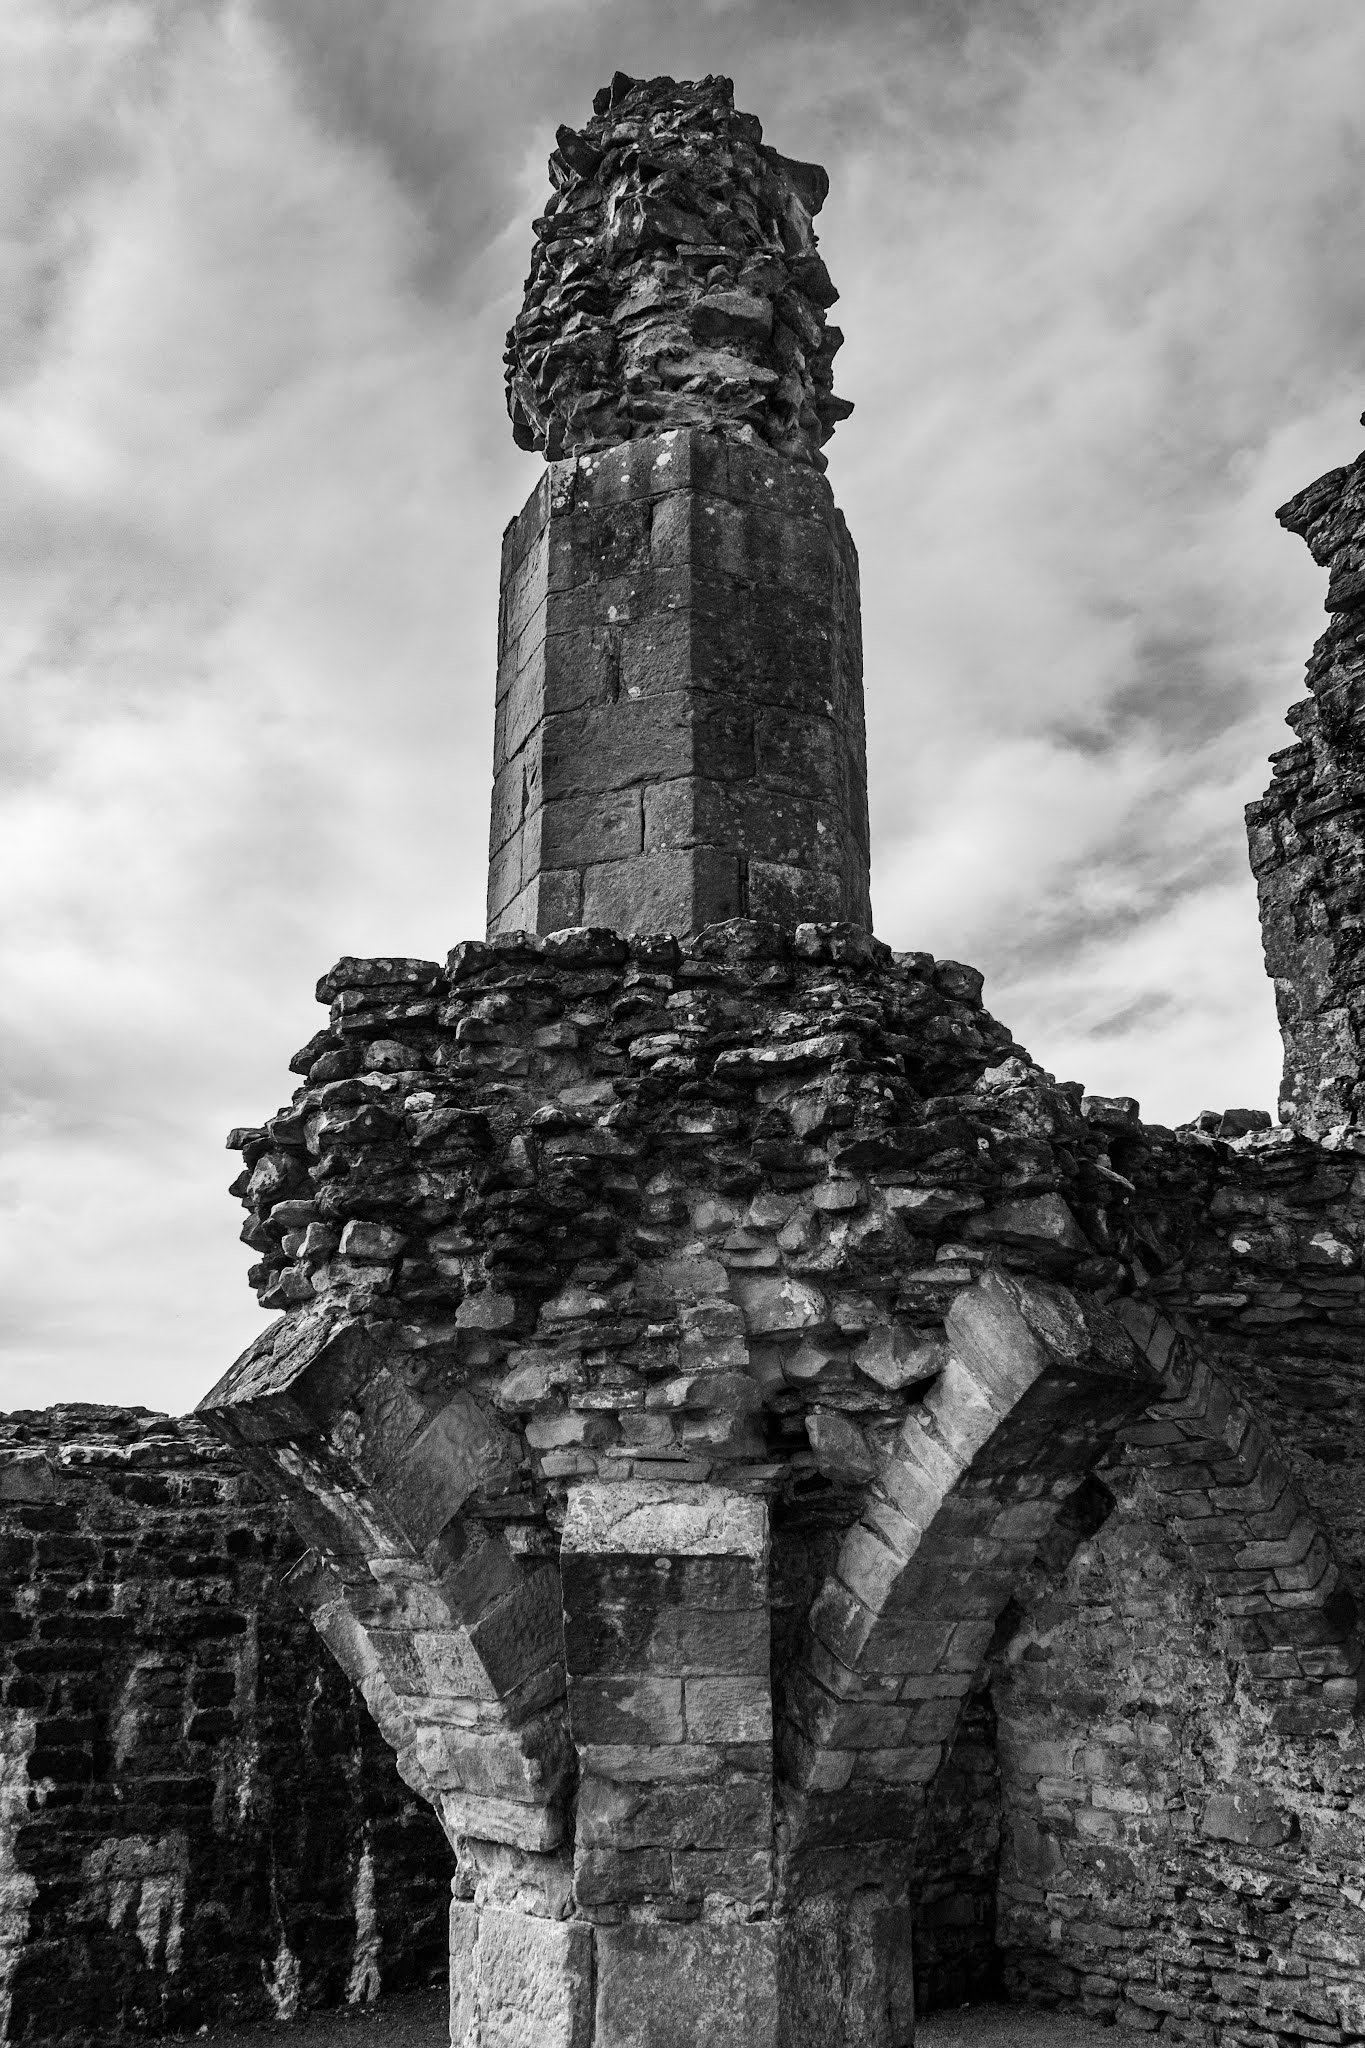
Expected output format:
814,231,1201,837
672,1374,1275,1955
777,1283,1361,1862
204,1224,1364,2045
773,1275,1364,2042
982,1310,1365,2037
777,1273,1162,1859
1109,1299,1361,1728
799,1284,1365,2037
770,1273,1161,2039
203,1306,573,1853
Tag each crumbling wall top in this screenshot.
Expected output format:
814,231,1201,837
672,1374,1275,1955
503,71,852,469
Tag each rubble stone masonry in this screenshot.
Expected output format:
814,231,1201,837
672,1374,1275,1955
0,1408,450,2043
995,1463,1365,2044
503,74,851,469
1250,434,1365,1134
914,1111,1365,2038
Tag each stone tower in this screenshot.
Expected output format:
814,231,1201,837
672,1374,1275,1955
488,71,870,939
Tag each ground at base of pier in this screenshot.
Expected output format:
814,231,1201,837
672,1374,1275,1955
168,1991,1122,2048
164,1986,448,2048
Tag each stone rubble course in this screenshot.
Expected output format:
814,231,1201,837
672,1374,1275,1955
504,73,851,471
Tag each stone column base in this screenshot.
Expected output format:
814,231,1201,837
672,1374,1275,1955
594,1920,780,2048
779,1888,915,2048
450,1889,913,2046
450,1899,593,2048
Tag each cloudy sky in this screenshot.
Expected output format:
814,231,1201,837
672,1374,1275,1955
4,0,1364,1413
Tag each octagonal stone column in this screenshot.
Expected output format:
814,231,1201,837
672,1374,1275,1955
489,431,870,940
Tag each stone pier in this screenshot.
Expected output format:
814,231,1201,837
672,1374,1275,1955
200,919,1171,2046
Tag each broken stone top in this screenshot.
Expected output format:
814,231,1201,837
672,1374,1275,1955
504,70,852,470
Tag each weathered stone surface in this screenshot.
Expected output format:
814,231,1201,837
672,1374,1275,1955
210,908,1365,2046
985,1436,1365,2047
562,1481,773,1919
0,1407,449,2044
505,74,849,470
778,1889,915,2048
594,1919,781,2048
201,1308,515,1555
490,434,869,938
1249,440,1365,1133
563,1479,766,1561
449,1901,592,2048
778,1273,1160,1859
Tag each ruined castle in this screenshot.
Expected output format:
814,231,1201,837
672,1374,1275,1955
4,69,1365,2048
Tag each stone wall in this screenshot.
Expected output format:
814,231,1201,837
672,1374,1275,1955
994,1449,1365,2046
1249,438,1365,1135
0,1407,450,2044
1115,1110,1365,1631
978,1115,1365,2047
899,1101,1365,2048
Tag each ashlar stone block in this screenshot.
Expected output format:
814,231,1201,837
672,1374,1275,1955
488,431,871,938
450,1900,593,2048
594,1919,781,2048
561,1481,773,1917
